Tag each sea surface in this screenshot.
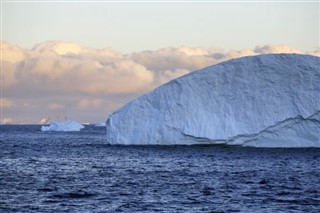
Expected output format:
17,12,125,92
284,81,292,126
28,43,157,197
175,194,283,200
1,125,319,212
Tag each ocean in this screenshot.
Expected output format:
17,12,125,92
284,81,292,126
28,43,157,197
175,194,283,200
1,125,319,212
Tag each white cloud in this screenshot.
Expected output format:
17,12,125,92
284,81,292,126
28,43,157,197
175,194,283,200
226,48,256,58
154,69,191,86
175,46,210,56
254,44,301,54
130,47,217,71
32,41,83,55
1,40,319,123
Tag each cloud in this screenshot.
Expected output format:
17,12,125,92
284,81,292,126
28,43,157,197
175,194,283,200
48,103,65,110
154,69,191,86
306,47,320,57
32,40,83,55
1,41,29,63
2,117,13,124
225,48,256,58
254,44,302,54
2,61,19,88
0,98,16,108
1,40,319,123
76,98,104,110
5,42,153,97
81,59,154,95
130,47,217,71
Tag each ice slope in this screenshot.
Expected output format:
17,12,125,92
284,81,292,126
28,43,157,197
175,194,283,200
41,120,84,132
106,54,320,147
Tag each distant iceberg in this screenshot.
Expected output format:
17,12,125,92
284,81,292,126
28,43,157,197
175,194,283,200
95,122,106,127
105,54,320,147
41,120,84,132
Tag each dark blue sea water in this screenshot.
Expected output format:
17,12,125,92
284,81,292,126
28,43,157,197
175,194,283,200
0,125,319,212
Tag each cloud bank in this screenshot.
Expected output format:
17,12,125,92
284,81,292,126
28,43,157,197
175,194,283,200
1,41,319,124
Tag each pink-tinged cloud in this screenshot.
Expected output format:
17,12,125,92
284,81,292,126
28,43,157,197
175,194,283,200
81,59,154,95
2,117,13,124
48,103,65,110
1,41,319,123
76,98,105,110
1,41,29,63
0,98,16,108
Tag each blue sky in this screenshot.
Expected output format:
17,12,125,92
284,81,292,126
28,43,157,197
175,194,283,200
3,1,319,52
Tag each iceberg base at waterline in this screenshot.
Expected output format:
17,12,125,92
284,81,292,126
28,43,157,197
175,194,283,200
41,120,84,132
185,111,320,148
105,54,320,148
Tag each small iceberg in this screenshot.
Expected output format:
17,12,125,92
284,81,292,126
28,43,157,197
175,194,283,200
95,122,106,127
41,120,84,132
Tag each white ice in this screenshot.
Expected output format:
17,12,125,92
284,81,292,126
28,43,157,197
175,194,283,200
105,54,320,147
95,122,106,127
41,120,84,132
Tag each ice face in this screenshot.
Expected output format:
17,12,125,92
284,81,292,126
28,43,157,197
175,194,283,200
105,54,320,147
41,120,84,132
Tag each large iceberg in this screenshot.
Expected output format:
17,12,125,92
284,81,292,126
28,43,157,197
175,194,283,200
106,54,320,147
41,120,84,132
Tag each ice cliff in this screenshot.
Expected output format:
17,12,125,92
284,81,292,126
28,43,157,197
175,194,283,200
106,54,320,147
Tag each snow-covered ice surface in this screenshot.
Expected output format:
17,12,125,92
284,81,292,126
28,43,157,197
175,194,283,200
106,54,320,147
41,121,84,132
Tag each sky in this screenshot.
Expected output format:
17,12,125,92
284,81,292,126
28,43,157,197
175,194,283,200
2,1,319,52
1,1,319,124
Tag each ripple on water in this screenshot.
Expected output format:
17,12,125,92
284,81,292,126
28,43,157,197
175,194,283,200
0,125,319,212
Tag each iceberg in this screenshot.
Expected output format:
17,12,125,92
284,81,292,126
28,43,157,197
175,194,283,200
41,120,84,132
95,122,106,127
105,54,320,147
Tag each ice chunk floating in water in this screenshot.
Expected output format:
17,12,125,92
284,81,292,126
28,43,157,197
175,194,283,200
41,120,84,132
95,122,106,127
106,54,320,147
